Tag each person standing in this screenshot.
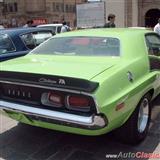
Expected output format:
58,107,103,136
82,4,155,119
104,14,116,28
23,20,33,27
154,18,160,35
61,21,71,33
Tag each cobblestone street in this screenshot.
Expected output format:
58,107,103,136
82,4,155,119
0,96,160,160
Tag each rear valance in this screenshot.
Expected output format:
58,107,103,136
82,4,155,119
0,71,99,93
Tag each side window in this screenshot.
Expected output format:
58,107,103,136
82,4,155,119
146,34,160,70
0,34,15,54
21,33,36,49
145,34,160,56
32,31,53,45
21,31,53,49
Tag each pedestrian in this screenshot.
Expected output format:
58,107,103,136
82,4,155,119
104,14,116,28
11,18,17,28
154,18,160,35
23,20,33,27
61,21,71,33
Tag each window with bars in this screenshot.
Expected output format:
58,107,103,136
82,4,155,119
53,2,63,12
5,2,17,13
53,3,75,13
65,4,75,13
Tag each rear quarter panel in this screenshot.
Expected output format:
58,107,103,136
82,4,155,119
91,30,159,132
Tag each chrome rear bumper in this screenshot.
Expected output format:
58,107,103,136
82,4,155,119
0,100,107,129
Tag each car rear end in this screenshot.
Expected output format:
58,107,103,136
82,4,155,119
0,70,108,135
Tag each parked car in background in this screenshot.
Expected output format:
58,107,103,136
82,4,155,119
1,28,160,144
37,23,62,34
0,27,54,61
0,25,4,29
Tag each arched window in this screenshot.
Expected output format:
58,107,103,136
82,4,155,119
145,9,160,28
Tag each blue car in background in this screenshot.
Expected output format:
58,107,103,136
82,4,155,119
0,27,54,61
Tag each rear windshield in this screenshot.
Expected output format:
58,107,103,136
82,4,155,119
31,36,120,56
0,34,15,54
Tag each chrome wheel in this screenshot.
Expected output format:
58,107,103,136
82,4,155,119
138,98,149,133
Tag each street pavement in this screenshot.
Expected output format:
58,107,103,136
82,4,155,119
0,96,160,160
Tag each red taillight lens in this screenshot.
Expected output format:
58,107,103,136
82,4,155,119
69,96,89,106
67,95,91,111
41,92,92,112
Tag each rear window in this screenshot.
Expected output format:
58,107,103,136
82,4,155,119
21,31,53,49
31,36,120,56
0,34,15,54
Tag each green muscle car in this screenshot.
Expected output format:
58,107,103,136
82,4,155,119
0,28,160,144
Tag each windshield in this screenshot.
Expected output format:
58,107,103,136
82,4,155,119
31,36,120,56
0,34,15,54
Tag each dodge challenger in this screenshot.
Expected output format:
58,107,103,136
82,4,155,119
0,28,160,144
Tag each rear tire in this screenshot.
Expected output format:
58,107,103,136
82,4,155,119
115,94,152,145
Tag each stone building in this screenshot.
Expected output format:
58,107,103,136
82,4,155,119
138,0,160,27
0,0,160,28
0,0,87,27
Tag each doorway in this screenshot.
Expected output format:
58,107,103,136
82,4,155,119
145,9,160,28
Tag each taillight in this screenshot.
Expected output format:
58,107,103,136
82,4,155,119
41,91,93,112
67,95,91,112
48,92,63,105
41,92,64,107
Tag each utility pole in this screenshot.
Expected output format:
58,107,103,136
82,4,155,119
75,0,77,27
0,0,6,22
0,1,3,21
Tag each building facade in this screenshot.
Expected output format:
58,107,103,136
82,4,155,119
0,0,87,27
138,0,160,27
0,0,160,28
104,0,160,27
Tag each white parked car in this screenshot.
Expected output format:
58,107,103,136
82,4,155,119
37,24,62,34
0,25,4,29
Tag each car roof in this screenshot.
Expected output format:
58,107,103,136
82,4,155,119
56,28,153,38
0,27,53,36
